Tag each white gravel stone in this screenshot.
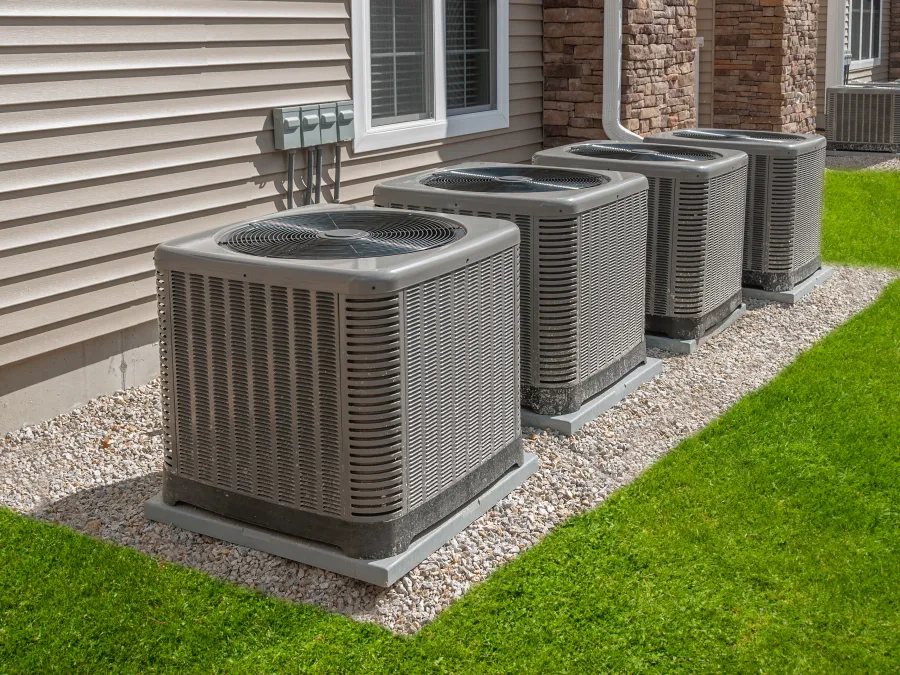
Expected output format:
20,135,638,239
1,266,896,634
826,153,900,171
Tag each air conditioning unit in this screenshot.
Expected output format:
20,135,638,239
826,84,900,152
533,142,748,341
373,163,649,417
649,129,826,292
154,205,524,559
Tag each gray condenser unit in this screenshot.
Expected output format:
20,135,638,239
826,84,900,152
650,129,826,292
373,163,649,417
155,205,523,559
533,142,747,340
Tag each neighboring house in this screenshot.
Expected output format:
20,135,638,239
1,0,898,433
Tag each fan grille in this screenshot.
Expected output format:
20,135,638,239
567,143,720,162
673,129,807,142
420,166,608,192
218,211,466,259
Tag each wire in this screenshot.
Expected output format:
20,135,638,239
286,151,295,209
334,144,342,203
305,148,314,205
315,146,323,204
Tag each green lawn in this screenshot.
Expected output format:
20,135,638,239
823,169,900,269
2,171,900,673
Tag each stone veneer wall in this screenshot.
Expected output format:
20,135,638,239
713,0,818,132
543,0,697,147
890,0,900,80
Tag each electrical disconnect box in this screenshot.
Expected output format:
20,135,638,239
273,100,354,150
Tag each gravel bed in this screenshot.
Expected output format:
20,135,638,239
1,266,896,634
826,152,900,171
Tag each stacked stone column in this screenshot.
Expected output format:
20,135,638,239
714,0,818,132
543,0,697,147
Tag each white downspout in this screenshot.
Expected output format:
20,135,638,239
602,0,642,141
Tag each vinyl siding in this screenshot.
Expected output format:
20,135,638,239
0,0,544,370
697,0,715,126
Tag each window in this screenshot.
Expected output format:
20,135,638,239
352,0,509,152
370,0,433,126
848,0,882,67
446,0,495,115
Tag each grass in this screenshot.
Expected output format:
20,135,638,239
2,172,900,672
823,169,900,268
4,282,900,672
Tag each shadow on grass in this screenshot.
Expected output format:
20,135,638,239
40,472,388,620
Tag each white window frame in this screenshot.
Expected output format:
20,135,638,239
847,0,883,71
351,0,509,153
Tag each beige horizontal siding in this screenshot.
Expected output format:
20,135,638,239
0,0,544,369
697,0,714,126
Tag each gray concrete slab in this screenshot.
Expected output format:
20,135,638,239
144,453,539,587
521,358,663,435
742,266,834,305
645,304,747,355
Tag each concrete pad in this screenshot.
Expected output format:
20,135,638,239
144,453,539,587
742,266,834,305
646,304,747,355
521,358,663,435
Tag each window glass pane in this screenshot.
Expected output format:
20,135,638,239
861,0,871,59
370,0,433,126
446,0,495,114
872,0,881,57
851,0,861,60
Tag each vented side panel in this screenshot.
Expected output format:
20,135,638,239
745,154,768,273
766,156,796,273
702,169,745,312
671,169,744,316
156,272,175,473
827,91,900,144
578,193,647,379
646,177,675,316
535,216,579,386
379,201,535,388
792,147,825,271
340,296,405,519
164,273,343,517
896,97,900,141
404,249,520,511
672,181,709,316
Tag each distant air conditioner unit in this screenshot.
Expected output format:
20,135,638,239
533,142,748,341
826,85,900,152
649,129,826,292
374,163,649,416
155,205,523,559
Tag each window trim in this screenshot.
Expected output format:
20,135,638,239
351,0,509,153
847,0,883,70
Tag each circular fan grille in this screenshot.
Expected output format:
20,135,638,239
672,129,807,142
419,166,608,192
217,211,465,259
567,142,720,162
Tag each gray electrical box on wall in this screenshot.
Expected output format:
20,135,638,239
273,101,354,150
337,101,354,141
